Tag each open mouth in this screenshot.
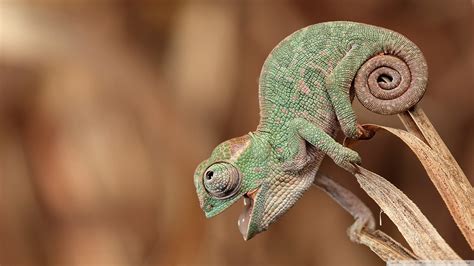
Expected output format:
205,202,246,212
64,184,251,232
237,188,258,240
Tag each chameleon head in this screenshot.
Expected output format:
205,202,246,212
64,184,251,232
194,133,280,240
194,133,315,240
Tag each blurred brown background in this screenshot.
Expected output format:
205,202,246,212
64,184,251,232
0,0,472,265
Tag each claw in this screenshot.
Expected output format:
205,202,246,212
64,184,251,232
356,124,375,140
347,213,376,243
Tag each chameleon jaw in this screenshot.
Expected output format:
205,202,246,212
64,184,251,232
237,188,259,240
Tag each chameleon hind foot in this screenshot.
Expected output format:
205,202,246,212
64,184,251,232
356,124,375,140
347,212,376,243
313,173,376,243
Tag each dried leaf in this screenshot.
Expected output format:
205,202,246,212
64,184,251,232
399,106,474,248
343,105,473,252
357,229,419,261
354,166,460,260
348,121,473,250
316,103,473,260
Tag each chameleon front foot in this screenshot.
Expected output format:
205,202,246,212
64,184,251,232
330,146,361,174
287,118,362,173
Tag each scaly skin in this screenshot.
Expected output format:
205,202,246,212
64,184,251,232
194,21,427,240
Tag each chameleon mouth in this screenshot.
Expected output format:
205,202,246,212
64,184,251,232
237,188,258,240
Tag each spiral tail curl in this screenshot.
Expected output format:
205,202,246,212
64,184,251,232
354,34,428,115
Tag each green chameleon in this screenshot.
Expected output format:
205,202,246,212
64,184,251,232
193,21,427,240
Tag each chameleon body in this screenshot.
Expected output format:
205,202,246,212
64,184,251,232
194,21,427,240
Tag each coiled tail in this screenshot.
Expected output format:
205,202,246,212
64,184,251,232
354,32,428,115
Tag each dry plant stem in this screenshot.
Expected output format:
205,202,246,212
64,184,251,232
354,166,461,260
313,174,419,261
398,106,474,249
357,230,419,261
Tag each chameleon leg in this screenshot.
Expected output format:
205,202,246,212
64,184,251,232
313,173,375,242
286,118,361,172
326,44,375,139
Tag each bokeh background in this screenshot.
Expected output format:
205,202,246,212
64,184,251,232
0,0,472,265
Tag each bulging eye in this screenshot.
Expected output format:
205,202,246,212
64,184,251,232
203,162,241,199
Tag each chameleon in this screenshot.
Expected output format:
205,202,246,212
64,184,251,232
193,21,427,240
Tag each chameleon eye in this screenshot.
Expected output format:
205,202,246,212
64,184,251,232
205,170,214,180
203,162,241,199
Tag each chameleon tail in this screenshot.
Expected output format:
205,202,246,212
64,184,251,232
354,30,428,115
